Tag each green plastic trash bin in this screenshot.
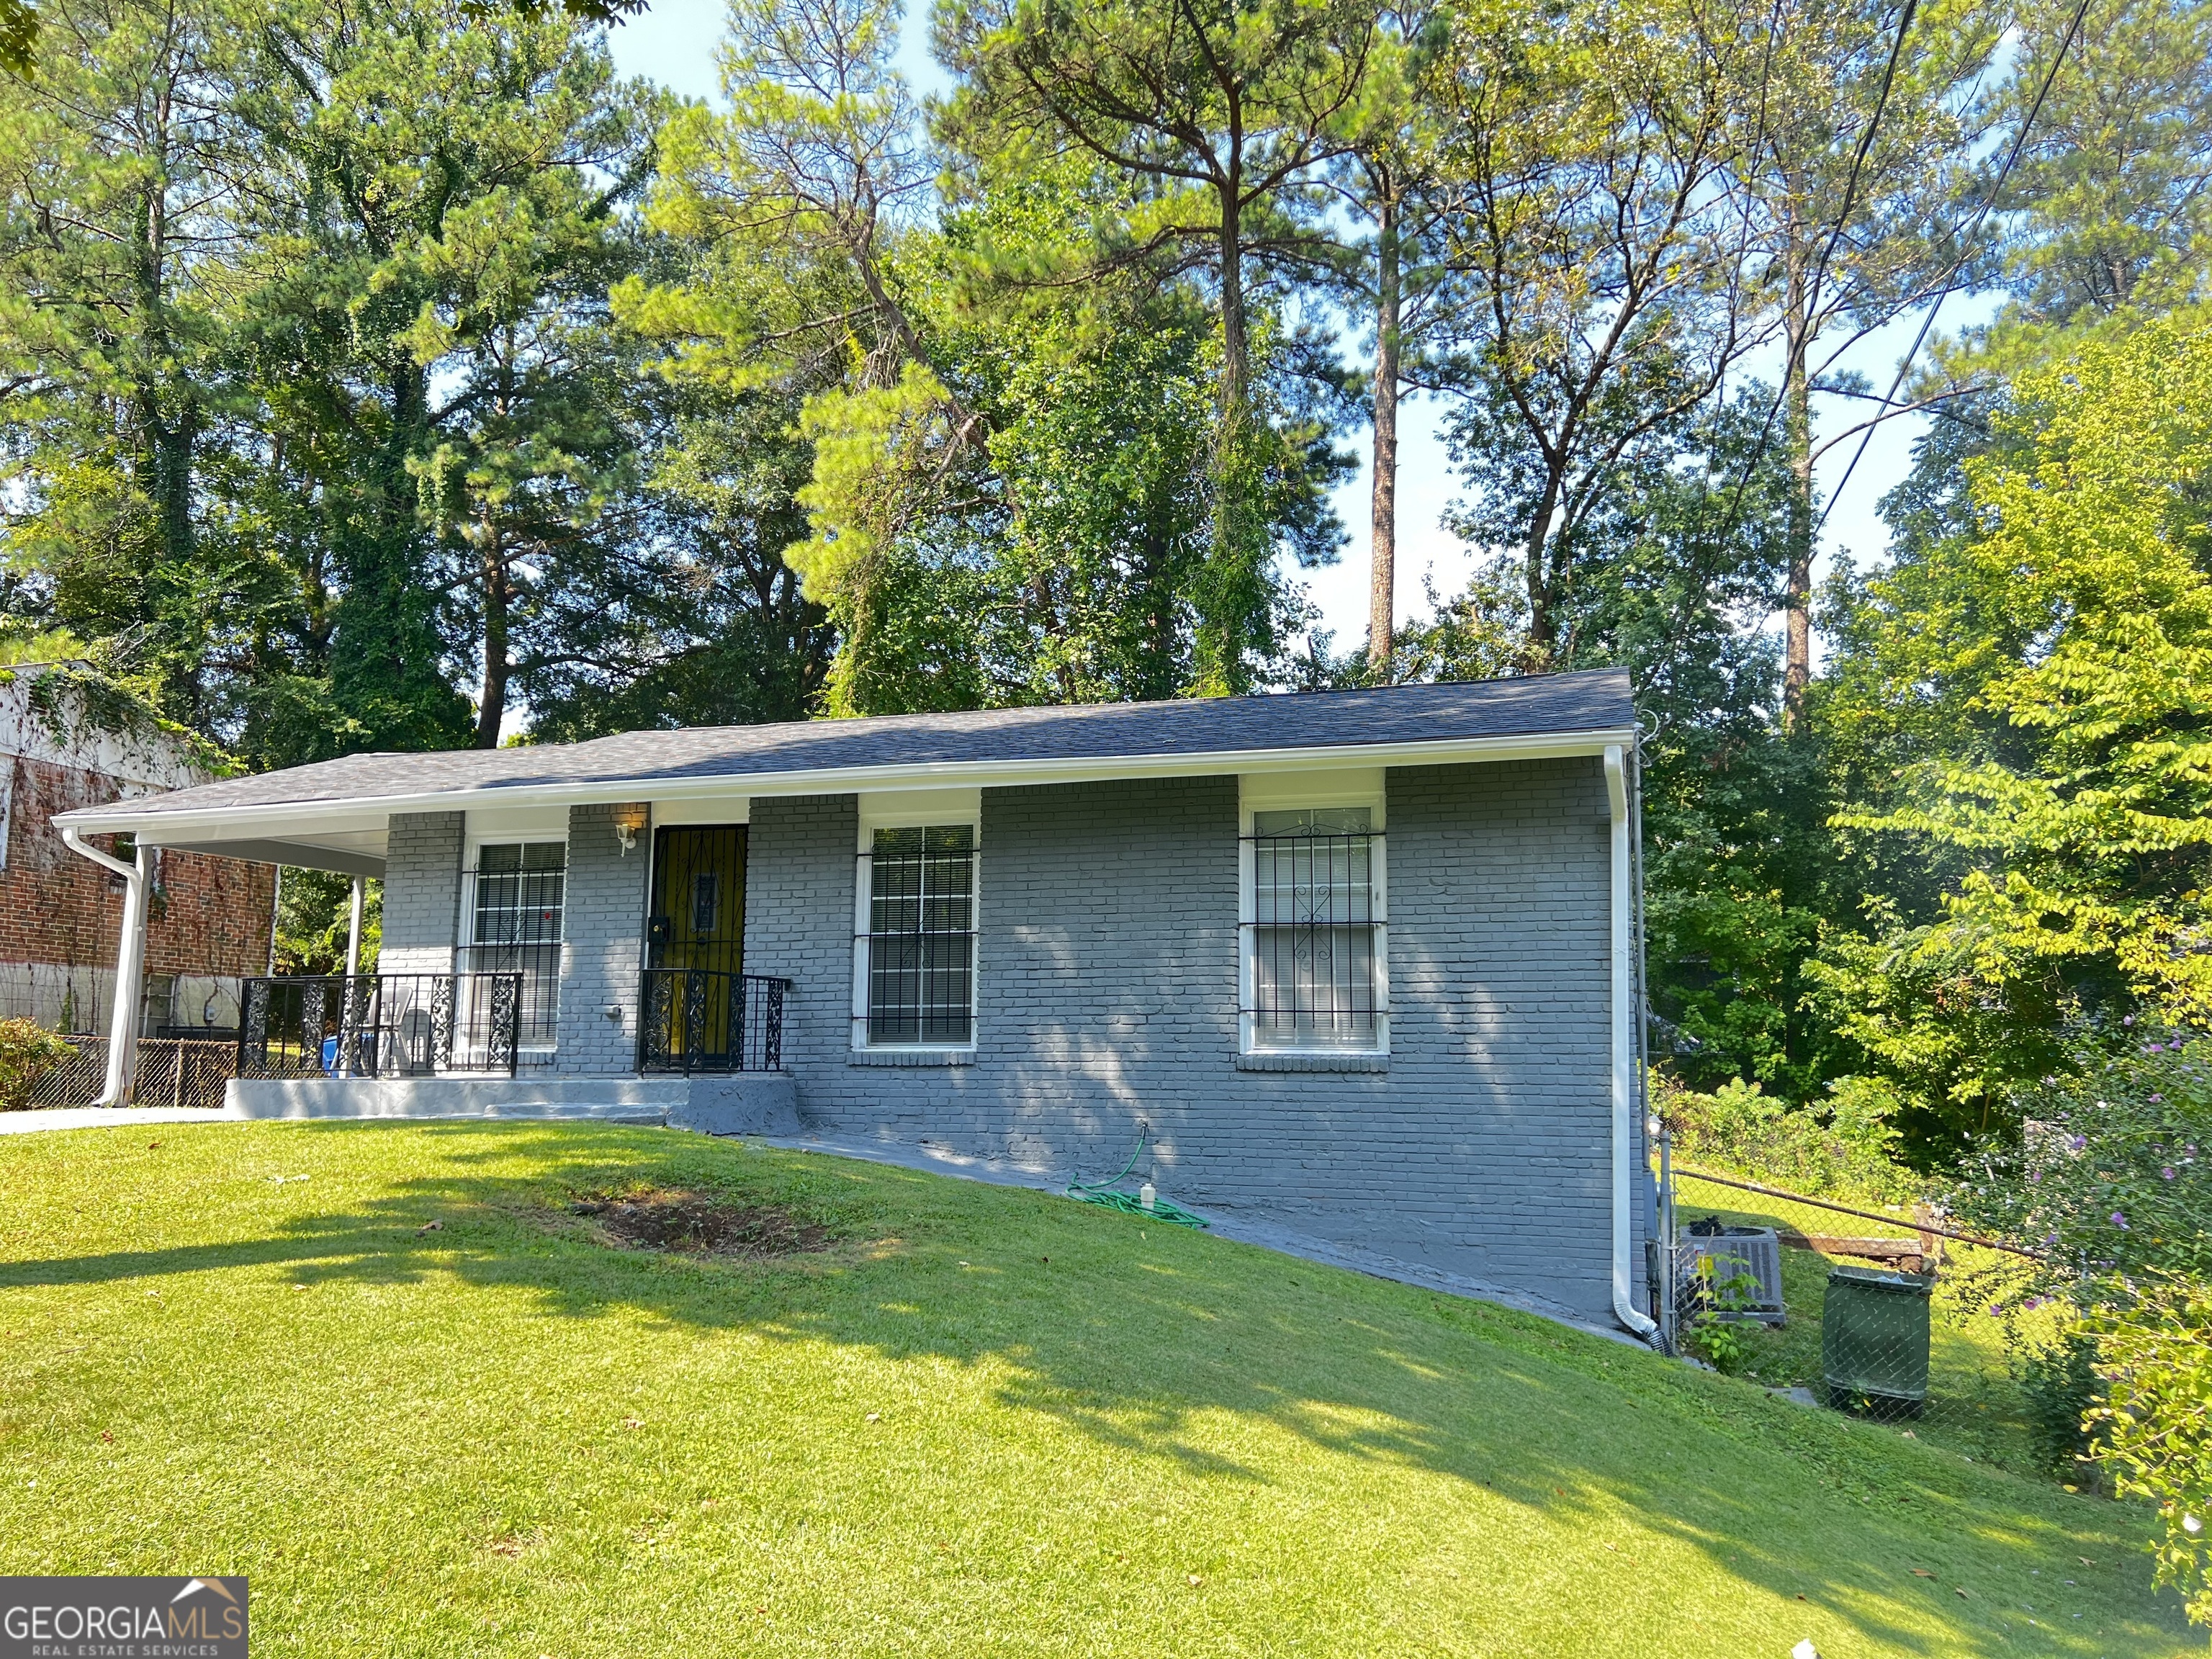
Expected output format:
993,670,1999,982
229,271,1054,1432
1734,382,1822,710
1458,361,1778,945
1821,1264,1933,1417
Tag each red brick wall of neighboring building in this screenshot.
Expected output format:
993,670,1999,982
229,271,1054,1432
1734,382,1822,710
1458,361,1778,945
1,755,274,981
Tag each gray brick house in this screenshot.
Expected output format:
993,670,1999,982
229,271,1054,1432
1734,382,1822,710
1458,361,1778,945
57,671,1658,1331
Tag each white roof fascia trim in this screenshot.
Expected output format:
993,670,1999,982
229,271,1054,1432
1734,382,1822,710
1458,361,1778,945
55,726,1638,841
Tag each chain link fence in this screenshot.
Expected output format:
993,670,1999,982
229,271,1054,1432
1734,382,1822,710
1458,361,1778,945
1665,1167,2067,1480
24,1038,238,1112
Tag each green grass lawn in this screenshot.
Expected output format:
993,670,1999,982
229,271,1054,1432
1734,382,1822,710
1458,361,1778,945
0,1123,2192,1657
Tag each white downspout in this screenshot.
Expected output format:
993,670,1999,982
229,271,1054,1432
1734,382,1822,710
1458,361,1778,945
63,827,153,1107
1605,745,1660,1342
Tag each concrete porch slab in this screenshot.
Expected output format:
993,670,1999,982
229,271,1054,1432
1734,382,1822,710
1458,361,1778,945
224,1072,799,1133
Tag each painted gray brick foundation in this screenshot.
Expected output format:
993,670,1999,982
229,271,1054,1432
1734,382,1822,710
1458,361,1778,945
738,760,1640,1321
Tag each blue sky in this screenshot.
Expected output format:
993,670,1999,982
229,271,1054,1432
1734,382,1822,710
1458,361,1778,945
607,0,1980,660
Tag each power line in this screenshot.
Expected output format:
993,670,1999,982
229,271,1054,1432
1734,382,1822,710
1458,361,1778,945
1803,0,1922,338
1815,0,2097,535
1703,0,1921,563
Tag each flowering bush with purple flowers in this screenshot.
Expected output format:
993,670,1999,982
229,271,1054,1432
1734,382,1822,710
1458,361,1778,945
1951,1026,2212,1624
1950,1030,2211,1292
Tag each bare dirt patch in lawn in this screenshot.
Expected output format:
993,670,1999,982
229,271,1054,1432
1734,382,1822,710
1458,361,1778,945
566,1189,831,1259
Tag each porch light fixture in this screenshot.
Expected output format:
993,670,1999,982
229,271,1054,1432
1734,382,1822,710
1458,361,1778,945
613,806,647,855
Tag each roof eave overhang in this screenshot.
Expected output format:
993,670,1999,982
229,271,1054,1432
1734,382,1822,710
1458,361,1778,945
53,726,1641,843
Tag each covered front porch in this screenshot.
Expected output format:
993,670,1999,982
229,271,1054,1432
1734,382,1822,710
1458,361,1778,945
66,790,796,1115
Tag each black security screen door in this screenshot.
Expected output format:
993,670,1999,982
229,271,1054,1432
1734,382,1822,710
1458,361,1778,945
642,826,750,1069
648,826,746,975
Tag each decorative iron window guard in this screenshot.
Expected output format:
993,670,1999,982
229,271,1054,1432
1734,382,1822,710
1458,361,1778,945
637,970,791,1074
855,827,977,1048
1241,828,1387,1050
238,973,524,1079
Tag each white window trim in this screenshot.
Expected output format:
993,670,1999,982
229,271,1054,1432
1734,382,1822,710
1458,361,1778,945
651,795,750,827
459,828,570,1054
464,804,572,842
852,791,981,1053
1238,770,1389,1057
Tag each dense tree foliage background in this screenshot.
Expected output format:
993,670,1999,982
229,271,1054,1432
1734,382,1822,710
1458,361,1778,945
6,0,2212,1146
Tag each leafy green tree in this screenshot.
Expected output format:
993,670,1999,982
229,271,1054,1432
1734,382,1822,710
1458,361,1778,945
520,385,835,736
1990,0,2212,326
0,0,262,730
228,0,658,754
635,0,981,713
1812,311,2212,1143
1945,1028,2212,1624
1428,0,1768,667
0,0,35,73
272,868,379,974
1325,0,1459,675
4,0,718,765
392,141,662,746
970,295,1215,703
1414,386,1833,1097
1725,0,1992,719
639,0,1343,713
935,0,1372,690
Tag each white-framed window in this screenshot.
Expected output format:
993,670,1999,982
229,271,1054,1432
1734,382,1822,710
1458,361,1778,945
458,835,567,1052
1240,773,1388,1053
853,791,980,1051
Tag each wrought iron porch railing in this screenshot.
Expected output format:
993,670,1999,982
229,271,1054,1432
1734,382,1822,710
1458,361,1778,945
637,970,789,1074
237,974,524,1080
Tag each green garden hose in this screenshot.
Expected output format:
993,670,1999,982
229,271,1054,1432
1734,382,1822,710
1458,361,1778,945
1066,1124,1210,1229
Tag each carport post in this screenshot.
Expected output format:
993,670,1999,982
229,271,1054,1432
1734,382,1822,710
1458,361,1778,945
338,873,366,1079
346,876,364,977
62,828,153,1107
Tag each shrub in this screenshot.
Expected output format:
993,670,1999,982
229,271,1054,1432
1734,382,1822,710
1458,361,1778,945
1682,1259,1759,1376
2019,1326,2102,1481
2093,1280,2212,1626
1950,1025,2212,1625
1654,1071,1916,1204
0,1018,75,1111
1949,1027,2212,1294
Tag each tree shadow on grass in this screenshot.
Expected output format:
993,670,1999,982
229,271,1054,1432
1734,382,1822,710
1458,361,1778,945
0,1120,2187,1654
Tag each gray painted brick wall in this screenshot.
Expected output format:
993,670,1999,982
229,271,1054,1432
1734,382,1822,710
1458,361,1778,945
729,760,1643,1321
554,803,649,1076
442,760,1648,1320
380,812,462,977
741,793,863,1080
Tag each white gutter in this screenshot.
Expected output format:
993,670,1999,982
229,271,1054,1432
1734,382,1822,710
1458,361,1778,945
1605,745,1660,1343
61,827,151,1107
51,726,1642,842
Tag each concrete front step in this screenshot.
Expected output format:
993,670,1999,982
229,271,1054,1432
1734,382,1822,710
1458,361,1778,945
224,1072,800,1136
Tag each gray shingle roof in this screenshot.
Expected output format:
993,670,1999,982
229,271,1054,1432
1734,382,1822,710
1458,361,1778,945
92,670,1632,819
